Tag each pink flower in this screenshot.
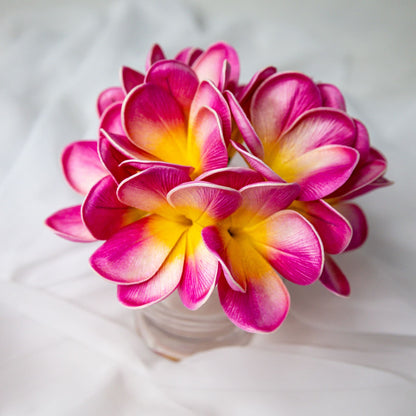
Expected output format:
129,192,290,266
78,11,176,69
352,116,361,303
199,168,324,332
90,166,241,310
229,73,391,297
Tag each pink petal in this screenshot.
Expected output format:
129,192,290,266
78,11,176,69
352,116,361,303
117,235,186,307
276,108,357,158
174,47,203,65
98,135,136,183
90,215,187,284
353,119,370,163
120,159,193,177
188,106,228,176
192,41,239,89
343,175,393,200
145,43,165,71
320,256,350,297
283,145,359,201
145,60,199,116
197,167,264,190
231,141,284,182
168,182,241,225
218,266,290,333
202,225,246,292
82,176,144,240
217,60,231,92
334,202,368,251
292,199,352,255
62,141,107,195
327,149,387,199
317,83,346,111
45,205,96,242
99,102,124,136
121,66,145,94
100,130,156,161
117,166,190,218
190,81,232,144
236,66,277,110
178,225,220,310
250,72,322,147
122,83,188,163
97,87,125,117
251,210,324,285
237,182,300,227
226,91,264,158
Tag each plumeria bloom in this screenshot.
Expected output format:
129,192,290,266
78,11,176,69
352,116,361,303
228,73,391,297
96,41,241,138
198,168,324,332
90,166,241,310
227,72,360,201
46,58,234,241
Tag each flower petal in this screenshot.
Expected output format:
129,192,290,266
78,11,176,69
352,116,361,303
275,108,357,161
145,43,165,70
192,41,239,89
291,199,352,254
168,182,241,226
82,176,144,240
251,210,324,285
250,72,322,149
334,202,368,251
99,101,124,135
175,47,203,65
117,235,186,307
197,167,264,190
62,141,107,195
317,83,346,111
90,214,187,284
280,145,359,201
231,141,284,182
121,66,145,94
236,66,277,110
100,130,156,161
45,205,96,242
117,166,190,218
98,135,136,183
97,87,124,117
218,261,290,333
354,120,371,162
190,81,232,144
123,83,188,164
202,225,245,292
120,159,193,177
178,225,220,310
188,106,228,176
226,91,264,158
328,147,387,199
145,60,199,116
319,256,350,296
235,182,300,227
342,175,393,200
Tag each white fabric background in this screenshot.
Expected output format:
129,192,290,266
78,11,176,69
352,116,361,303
1,0,415,414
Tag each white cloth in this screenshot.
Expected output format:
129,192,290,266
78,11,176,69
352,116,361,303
1,0,415,414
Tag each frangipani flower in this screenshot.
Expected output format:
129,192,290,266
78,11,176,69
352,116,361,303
96,41,240,136
90,166,241,309
199,168,324,332
227,72,360,201
120,60,231,177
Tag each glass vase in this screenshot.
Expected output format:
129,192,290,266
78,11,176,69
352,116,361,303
135,289,252,360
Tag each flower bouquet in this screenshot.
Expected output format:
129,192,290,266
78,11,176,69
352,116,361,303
46,42,390,350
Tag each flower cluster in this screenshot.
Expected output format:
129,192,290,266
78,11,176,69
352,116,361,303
46,42,390,333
